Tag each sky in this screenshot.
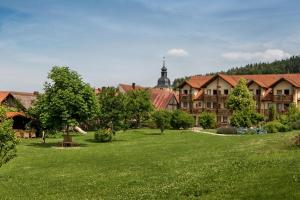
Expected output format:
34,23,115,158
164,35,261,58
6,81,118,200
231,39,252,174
0,0,300,91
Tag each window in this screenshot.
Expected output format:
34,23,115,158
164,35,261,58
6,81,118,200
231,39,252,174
207,89,211,95
183,90,188,95
217,116,221,122
268,103,273,108
213,102,217,109
198,102,202,108
206,102,212,109
277,103,283,111
224,89,229,95
284,89,290,95
183,102,188,108
213,90,218,95
223,116,228,123
256,89,261,95
277,90,282,95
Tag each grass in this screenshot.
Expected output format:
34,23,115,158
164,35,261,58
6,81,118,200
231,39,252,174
0,129,299,200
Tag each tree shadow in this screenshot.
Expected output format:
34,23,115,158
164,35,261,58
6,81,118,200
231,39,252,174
26,142,88,148
142,132,163,136
84,139,128,143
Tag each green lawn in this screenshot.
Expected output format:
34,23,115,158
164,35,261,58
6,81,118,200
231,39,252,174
0,129,299,200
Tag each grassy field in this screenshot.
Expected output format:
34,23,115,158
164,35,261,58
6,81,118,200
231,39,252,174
0,129,299,200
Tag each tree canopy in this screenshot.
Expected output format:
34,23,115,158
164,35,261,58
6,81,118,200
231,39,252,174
29,66,99,135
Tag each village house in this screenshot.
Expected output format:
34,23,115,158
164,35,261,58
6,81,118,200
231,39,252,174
178,73,300,126
0,91,37,131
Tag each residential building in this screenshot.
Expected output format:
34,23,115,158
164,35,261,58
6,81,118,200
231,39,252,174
118,83,179,110
178,73,300,126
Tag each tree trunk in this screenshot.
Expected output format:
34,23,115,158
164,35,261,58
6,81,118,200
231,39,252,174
42,130,46,144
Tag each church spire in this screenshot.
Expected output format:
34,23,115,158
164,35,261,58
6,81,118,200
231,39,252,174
157,57,171,88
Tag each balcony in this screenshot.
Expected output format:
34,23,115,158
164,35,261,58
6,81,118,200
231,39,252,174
203,94,228,102
272,95,293,102
179,94,193,102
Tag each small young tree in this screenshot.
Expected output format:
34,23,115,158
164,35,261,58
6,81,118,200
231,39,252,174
0,106,18,167
125,89,153,128
170,110,194,129
152,110,171,133
29,66,99,143
268,104,277,121
226,78,263,127
199,112,216,129
97,87,127,132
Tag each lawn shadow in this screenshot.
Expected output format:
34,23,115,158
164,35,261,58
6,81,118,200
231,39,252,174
84,139,128,143
26,141,88,148
142,132,164,136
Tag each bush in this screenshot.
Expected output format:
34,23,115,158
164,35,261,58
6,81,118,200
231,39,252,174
263,121,290,133
170,110,194,129
216,126,237,134
151,110,172,133
94,129,113,142
292,120,300,130
199,112,216,129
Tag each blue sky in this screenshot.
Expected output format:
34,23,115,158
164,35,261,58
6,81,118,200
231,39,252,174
0,0,300,91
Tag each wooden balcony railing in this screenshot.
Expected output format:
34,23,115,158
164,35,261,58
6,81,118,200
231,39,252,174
179,94,193,102
203,94,228,101
272,95,293,102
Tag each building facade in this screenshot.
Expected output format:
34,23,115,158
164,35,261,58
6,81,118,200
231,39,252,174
178,74,300,126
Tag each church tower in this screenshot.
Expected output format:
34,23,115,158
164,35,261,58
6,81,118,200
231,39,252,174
156,57,171,89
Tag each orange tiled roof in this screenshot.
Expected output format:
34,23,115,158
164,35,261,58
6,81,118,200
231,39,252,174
118,84,145,93
6,111,26,118
150,88,177,109
183,75,213,89
0,92,10,102
183,73,300,89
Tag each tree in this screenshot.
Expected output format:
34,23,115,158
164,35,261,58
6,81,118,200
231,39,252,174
152,110,171,133
97,87,127,132
226,78,263,127
268,104,277,121
29,66,99,143
125,89,153,128
199,112,216,129
0,105,18,167
170,110,194,129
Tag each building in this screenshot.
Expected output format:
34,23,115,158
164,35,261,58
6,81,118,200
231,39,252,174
156,57,171,89
178,73,300,126
118,83,178,110
0,91,37,130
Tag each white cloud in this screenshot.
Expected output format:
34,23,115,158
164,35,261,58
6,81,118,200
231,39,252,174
167,48,189,57
222,49,291,62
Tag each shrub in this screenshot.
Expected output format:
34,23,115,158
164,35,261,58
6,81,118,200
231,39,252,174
216,126,237,134
151,110,172,133
199,112,216,129
292,120,300,130
94,129,113,142
170,110,194,129
263,121,290,133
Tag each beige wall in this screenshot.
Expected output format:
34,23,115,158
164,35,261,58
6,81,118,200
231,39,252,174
273,81,293,95
205,78,232,95
248,82,266,96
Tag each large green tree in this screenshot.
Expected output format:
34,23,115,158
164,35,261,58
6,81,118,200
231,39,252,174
125,89,153,128
226,78,263,127
29,66,99,141
97,87,127,132
0,105,18,167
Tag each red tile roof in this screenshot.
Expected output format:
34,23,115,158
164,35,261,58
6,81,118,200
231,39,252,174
0,92,10,102
118,84,145,93
181,75,213,89
183,73,300,89
6,111,26,118
150,88,178,109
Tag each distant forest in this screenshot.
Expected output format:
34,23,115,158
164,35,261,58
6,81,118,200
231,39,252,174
172,55,300,88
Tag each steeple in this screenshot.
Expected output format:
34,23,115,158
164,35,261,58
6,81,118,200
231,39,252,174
157,57,171,88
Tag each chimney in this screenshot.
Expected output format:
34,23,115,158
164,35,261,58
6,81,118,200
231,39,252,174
132,83,136,90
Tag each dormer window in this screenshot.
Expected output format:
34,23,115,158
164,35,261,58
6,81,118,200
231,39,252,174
256,89,261,95
213,90,218,95
184,90,188,95
277,90,282,95
284,89,290,95
224,89,229,95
